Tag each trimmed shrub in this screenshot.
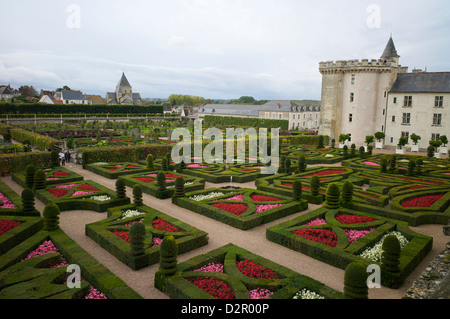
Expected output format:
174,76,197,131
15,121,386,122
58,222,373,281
158,236,178,276
161,157,169,171
343,145,348,159
358,146,365,158
146,154,155,170
380,156,387,173
310,175,320,196
21,188,35,213
324,183,340,209
415,159,423,174
317,135,324,149
25,164,36,189
341,181,353,207
381,235,401,273
407,160,416,176
293,180,302,201
284,158,291,174
133,184,143,206
51,150,59,168
43,203,60,231
427,145,434,158
129,221,146,256
173,177,185,198
297,155,307,172
344,262,368,299
157,171,166,191
33,169,46,191
389,155,396,171
116,178,126,198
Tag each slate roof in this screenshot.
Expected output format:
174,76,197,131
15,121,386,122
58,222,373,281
199,104,260,117
390,72,450,93
381,37,399,59
116,72,131,91
61,90,86,101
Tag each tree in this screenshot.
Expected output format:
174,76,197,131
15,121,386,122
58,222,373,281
365,135,374,147
374,132,385,142
429,139,442,152
410,133,421,145
439,135,448,147
56,85,71,92
397,137,407,149
237,96,256,104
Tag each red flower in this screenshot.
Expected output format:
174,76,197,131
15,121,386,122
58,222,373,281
236,259,281,279
0,219,21,236
134,177,156,183
293,228,338,247
152,218,181,232
111,229,130,242
303,170,347,177
187,277,235,299
53,171,70,177
335,214,376,224
211,202,248,216
355,191,379,199
48,188,69,198
401,194,444,208
250,194,280,202
77,184,100,191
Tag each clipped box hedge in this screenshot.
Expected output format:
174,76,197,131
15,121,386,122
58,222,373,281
179,162,267,183
0,215,43,255
0,151,52,175
12,167,84,188
84,162,150,179
119,171,205,199
0,228,142,299
35,180,130,212
85,204,208,270
266,207,433,288
173,188,308,230
0,179,39,217
155,243,345,299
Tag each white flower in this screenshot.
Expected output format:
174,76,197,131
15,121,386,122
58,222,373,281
92,162,109,166
88,195,111,201
119,209,145,220
359,231,409,263
293,288,325,299
189,192,226,201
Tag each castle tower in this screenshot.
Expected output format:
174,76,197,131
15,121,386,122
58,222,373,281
318,37,407,146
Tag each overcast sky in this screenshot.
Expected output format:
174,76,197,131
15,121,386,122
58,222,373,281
0,0,449,100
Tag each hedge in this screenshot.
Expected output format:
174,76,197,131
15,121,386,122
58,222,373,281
85,203,208,270
0,228,142,299
84,162,149,179
173,188,308,230
0,102,163,115
0,123,60,150
80,144,172,167
35,180,130,212
119,171,205,199
0,180,39,217
0,151,53,175
12,167,84,188
179,162,267,183
203,115,289,130
266,207,433,288
155,243,345,299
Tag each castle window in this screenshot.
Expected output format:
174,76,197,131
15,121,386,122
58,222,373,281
403,96,412,107
432,133,440,141
402,113,411,125
349,113,353,122
351,74,356,84
350,93,354,102
435,96,443,108
432,113,442,126
392,116,395,122
393,97,397,104
401,132,409,144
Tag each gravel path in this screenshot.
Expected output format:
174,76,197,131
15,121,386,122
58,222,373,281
2,161,448,299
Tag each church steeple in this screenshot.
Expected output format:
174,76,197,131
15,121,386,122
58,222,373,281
116,72,132,94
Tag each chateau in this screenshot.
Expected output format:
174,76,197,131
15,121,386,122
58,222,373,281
318,37,449,151
105,73,142,105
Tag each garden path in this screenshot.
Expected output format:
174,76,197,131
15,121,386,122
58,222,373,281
1,161,448,299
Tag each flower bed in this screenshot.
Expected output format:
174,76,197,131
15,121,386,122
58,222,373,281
174,188,307,230
35,180,130,212
85,204,208,270
85,162,150,179
119,171,205,199
0,180,38,217
0,228,142,299
155,243,344,299
266,207,433,288
11,167,83,187
0,219,21,236
178,162,265,183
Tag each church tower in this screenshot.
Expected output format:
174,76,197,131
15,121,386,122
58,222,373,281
116,72,132,96
318,37,407,146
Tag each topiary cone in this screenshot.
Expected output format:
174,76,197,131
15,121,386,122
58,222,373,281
43,203,60,231
341,180,353,206
21,188,35,213
146,154,155,170
115,179,126,198
173,177,185,198
293,180,302,201
33,169,46,191
325,183,340,209
381,235,401,273
157,171,166,191
25,164,36,189
129,221,146,256
158,236,178,276
310,175,320,196
133,184,143,206
344,262,369,299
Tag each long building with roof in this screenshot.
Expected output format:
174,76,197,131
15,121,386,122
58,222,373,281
198,100,321,131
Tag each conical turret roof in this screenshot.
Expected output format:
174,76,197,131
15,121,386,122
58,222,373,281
381,36,400,59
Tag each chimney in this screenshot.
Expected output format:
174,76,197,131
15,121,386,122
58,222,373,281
277,103,280,109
